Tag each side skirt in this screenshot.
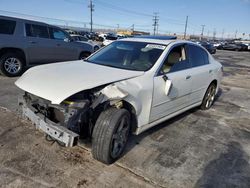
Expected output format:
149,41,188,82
134,101,201,135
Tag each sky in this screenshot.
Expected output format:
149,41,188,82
0,0,249,38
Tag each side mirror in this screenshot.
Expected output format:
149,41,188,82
162,75,172,95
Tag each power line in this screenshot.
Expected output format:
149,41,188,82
94,0,152,17
152,12,159,35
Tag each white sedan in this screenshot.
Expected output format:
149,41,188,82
16,37,222,164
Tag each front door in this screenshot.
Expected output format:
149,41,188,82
48,27,77,61
150,44,193,122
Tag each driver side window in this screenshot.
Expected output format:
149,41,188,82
160,44,189,74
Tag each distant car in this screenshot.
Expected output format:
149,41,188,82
196,41,216,54
16,39,222,164
0,16,94,77
245,43,250,51
218,43,248,51
102,35,118,46
70,34,100,51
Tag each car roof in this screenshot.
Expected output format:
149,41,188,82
0,15,48,25
120,37,194,46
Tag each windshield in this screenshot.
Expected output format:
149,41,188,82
87,41,166,71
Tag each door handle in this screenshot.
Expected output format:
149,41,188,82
209,70,213,73
56,43,61,46
29,41,37,44
186,75,191,80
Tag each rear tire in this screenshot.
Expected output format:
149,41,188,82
0,53,25,77
200,83,216,110
79,52,91,60
92,107,131,164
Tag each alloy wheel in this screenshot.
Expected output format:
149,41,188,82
4,57,21,74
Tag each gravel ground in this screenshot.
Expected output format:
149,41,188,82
0,50,250,188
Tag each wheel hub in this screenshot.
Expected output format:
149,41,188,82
205,86,216,108
111,117,129,158
4,57,21,74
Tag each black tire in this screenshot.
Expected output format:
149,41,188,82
0,53,25,77
94,46,99,52
79,52,91,60
200,83,216,110
92,107,131,164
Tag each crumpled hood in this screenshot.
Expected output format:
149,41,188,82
15,60,144,104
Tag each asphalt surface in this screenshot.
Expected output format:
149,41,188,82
0,50,250,188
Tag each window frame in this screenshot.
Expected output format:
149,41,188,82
156,43,190,76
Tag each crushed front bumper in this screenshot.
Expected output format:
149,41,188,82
18,96,79,147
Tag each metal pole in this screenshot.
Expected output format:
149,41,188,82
89,0,94,32
184,16,188,39
152,12,159,35
201,25,205,40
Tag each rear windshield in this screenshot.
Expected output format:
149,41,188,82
0,19,16,35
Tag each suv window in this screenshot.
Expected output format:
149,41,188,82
0,19,16,35
188,45,209,67
49,27,68,40
160,44,190,74
26,24,49,38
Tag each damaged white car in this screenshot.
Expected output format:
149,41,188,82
15,38,222,164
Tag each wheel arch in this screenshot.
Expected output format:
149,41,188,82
0,48,26,65
121,100,138,133
79,51,91,59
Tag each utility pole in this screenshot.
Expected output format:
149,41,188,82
131,24,134,32
184,16,188,39
201,25,205,40
88,0,94,32
235,30,238,39
152,12,159,35
221,29,224,39
213,28,216,40
116,24,119,31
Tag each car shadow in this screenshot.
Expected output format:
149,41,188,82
123,87,223,157
194,141,250,188
123,108,196,156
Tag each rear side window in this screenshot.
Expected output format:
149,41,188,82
0,19,16,35
25,24,49,38
188,45,209,67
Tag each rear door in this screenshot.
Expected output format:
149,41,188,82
25,23,56,64
187,44,212,103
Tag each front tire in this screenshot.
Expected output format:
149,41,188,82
201,83,216,110
92,108,131,164
0,53,25,77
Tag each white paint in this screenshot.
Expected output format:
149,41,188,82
15,60,143,104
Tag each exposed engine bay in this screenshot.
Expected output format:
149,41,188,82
19,84,128,146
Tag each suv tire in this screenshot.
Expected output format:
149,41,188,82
92,107,131,164
0,53,25,77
